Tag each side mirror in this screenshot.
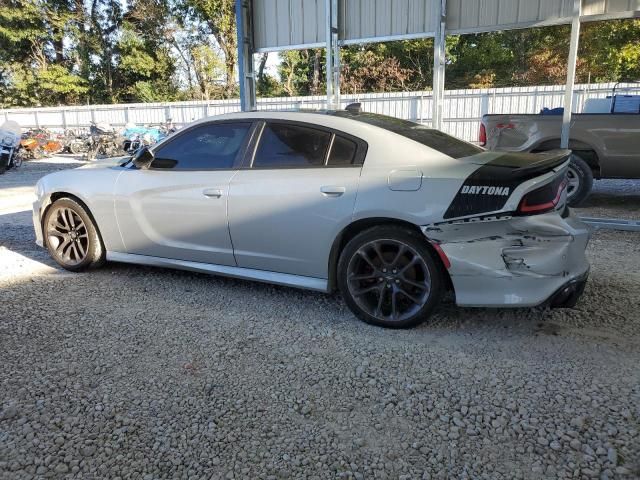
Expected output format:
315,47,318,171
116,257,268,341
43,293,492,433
132,147,154,169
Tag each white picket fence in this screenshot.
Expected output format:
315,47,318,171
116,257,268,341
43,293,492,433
0,83,633,142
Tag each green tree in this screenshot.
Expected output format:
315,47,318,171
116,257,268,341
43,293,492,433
180,0,237,96
578,19,640,83
2,1,639,107
115,15,177,102
341,48,411,94
0,0,88,106
278,49,325,96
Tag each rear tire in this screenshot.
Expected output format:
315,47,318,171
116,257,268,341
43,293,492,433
68,141,80,154
43,198,106,271
86,146,97,161
11,152,22,168
32,147,44,160
337,226,444,329
0,153,9,174
566,154,593,207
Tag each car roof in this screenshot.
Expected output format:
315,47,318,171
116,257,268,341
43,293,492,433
177,110,483,161
187,110,395,140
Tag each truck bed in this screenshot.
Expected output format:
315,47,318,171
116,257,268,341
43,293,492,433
481,113,640,179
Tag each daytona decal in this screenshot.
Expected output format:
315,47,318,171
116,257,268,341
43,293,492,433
460,185,511,196
443,151,571,220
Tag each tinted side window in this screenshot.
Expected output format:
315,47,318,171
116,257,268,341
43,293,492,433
152,123,251,170
327,135,358,166
253,123,331,168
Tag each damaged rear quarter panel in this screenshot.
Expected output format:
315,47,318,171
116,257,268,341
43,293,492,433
424,212,591,307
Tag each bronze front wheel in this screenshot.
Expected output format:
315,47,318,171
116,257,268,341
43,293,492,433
44,198,105,271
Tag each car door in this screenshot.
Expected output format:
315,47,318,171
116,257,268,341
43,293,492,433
228,121,365,279
114,121,254,265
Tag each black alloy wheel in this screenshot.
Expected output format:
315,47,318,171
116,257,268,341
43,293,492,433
338,226,444,328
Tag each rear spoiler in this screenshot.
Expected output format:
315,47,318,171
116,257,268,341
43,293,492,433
471,149,571,181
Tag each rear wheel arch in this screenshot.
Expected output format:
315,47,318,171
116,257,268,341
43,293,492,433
327,217,452,293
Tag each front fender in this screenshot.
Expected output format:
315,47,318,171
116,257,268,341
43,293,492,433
35,168,125,252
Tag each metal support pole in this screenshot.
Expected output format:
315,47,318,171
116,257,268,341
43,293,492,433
325,0,332,108
432,0,446,130
331,0,340,109
236,0,256,111
561,0,582,149
480,92,489,117
326,0,340,109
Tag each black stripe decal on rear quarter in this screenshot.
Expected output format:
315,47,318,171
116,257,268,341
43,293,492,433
443,151,570,219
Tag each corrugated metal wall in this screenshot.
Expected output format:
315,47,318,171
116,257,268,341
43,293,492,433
253,0,326,51
447,0,640,33
253,0,438,51
341,0,437,44
445,0,574,34
583,0,640,17
252,0,639,51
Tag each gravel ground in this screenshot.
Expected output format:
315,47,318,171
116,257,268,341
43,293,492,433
574,179,640,220
1,159,639,480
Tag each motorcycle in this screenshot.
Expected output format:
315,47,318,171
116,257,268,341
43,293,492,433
0,121,22,173
86,122,124,160
63,129,90,154
122,124,166,154
19,128,64,160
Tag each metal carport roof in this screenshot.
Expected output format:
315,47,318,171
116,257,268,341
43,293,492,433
236,0,640,146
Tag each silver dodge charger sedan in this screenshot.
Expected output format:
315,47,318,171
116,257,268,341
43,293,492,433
33,109,590,328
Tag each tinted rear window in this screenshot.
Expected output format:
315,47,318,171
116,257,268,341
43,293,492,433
327,135,358,166
332,111,483,159
254,123,331,168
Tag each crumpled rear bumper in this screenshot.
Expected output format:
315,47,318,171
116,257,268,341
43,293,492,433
545,270,589,308
423,209,591,307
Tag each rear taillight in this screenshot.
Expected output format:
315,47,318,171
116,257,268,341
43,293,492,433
517,176,567,215
479,123,487,146
429,241,451,270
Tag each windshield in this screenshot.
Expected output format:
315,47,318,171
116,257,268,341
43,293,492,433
332,111,483,159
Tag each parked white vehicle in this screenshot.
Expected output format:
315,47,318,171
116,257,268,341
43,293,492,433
0,120,22,173
33,109,590,328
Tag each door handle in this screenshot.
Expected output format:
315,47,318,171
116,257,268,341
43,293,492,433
203,188,223,198
320,186,346,197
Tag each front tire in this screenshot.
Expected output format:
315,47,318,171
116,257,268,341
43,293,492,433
43,198,106,271
566,154,593,207
337,226,444,329
68,141,81,154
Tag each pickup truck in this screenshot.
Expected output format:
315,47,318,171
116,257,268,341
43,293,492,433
480,90,640,206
